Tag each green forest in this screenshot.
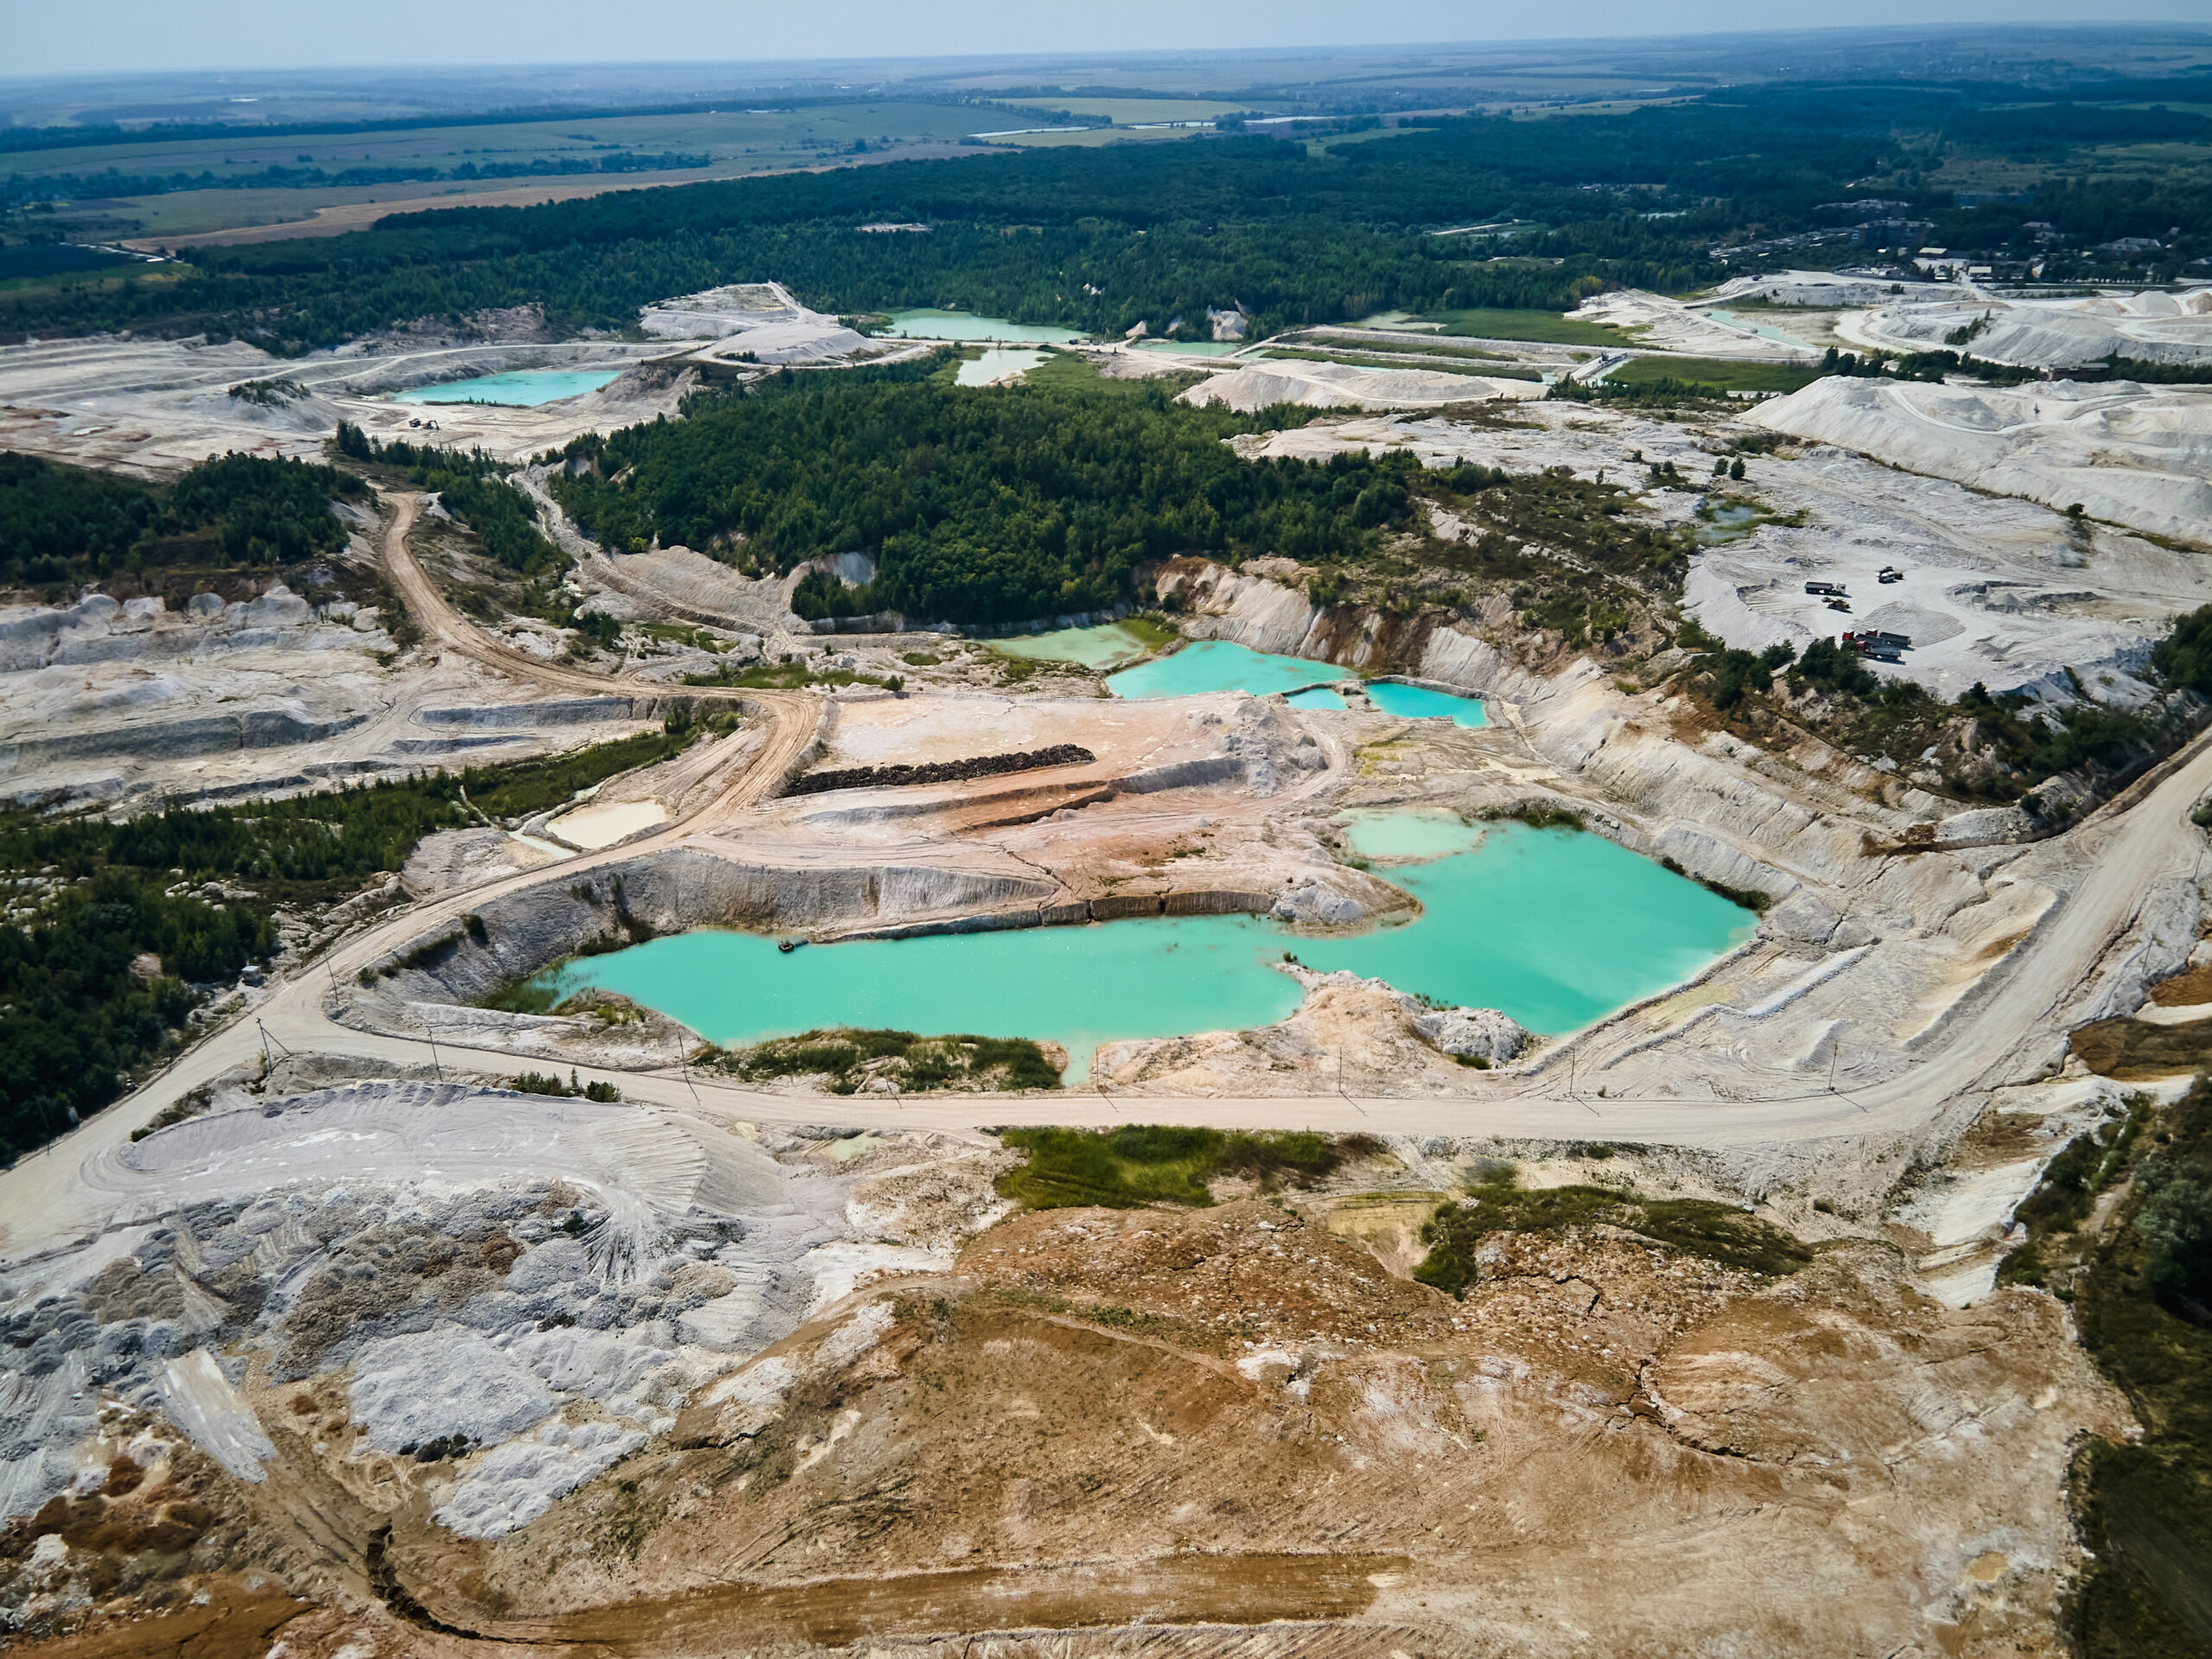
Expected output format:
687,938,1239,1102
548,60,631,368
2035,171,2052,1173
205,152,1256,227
548,362,1417,621
0,450,363,588
0,728,690,1164
8,80,2204,354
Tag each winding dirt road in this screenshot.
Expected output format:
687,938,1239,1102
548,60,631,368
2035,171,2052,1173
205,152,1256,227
3,490,2209,1255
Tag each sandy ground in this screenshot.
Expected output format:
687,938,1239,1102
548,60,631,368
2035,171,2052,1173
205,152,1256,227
1182,358,1548,410
1568,288,1823,359
0,1098,2132,1657
1227,397,2212,702
1753,375,2212,547
1841,287,2212,370
9,299,2212,1653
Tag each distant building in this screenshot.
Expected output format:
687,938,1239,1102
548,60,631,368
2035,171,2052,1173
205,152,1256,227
1855,219,1934,248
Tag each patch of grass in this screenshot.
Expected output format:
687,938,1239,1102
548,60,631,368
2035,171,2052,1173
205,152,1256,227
703,1027,1062,1094
1413,1171,1811,1298
1014,350,1204,396
1419,308,1634,346
1257,346,1542,380
2063,1078,2212,1656
994,1124,1383,1210
1119,614,1181,652
1604,355,1823,394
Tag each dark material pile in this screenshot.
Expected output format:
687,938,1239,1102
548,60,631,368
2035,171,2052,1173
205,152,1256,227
785,744,1095,797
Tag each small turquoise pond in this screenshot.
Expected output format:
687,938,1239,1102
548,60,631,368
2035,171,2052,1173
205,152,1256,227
536,820,1754,1080
1107,639,1336,700
993,622,1158,670
955,347,1048,386
884,310,1086,344
1286,687,1348,710
394,369,620,406
1133,339,1248,357
1367,681,1488,728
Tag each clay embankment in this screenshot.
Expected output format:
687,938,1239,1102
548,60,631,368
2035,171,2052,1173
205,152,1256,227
786,743,1096,797
1752,376,2212,547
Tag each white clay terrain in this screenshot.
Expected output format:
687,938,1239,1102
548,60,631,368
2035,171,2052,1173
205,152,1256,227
4,273,2212,1658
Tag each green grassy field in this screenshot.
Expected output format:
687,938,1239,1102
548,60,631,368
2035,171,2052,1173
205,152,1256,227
1000,97,1252,124
1605,355,1823,392
1,102,989,181
1412,308,1633,346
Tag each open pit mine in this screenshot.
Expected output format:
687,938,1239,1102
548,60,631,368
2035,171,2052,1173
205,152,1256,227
3,270,2211,1659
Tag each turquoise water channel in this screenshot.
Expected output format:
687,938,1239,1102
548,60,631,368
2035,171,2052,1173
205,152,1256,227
1107,639,1337,700
394,370,621,406
883,309,1086,344
536,817,1754,1081
1367,682,1488,727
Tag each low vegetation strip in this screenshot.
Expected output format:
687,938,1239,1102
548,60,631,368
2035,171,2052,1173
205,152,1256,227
700,1028,1062,1094
1412,1168,1814,1297
2063,1077,2212,1656
785,743,1096,798
994,1125,1383,1209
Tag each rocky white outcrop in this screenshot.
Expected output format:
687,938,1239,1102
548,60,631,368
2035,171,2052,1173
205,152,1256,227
1412,1005,1529,1063
1181,359,1544,412
1752,377,2212,544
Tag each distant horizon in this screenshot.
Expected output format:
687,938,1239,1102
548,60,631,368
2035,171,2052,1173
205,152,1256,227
13,9,2212,83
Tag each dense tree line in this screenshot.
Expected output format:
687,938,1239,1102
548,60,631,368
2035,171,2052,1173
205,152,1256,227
337,423,564,578
0,728,689,1162
0,450,361,586
8,80,2202,353
550,365,1417,621
0,871,270,1160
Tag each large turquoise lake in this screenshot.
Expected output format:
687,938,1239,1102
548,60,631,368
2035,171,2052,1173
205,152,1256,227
537,818,1753,1081
1107,639,1337,700
394,369,620,406
1367,681,1487,728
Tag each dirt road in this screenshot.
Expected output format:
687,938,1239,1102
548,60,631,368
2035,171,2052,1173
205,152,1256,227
4,493,2209,1251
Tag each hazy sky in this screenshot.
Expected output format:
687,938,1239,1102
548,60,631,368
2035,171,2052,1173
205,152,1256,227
16,1,2211,79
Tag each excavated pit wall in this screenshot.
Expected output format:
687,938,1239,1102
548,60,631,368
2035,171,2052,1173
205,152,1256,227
341,845,1067,1031
1150,556,1557,705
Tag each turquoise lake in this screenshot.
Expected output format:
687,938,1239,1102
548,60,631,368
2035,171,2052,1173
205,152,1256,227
1367,682,1488,727
883,310,1086,344
993,622,1157,670
394,369,620,406
1286,687,1348,710
1107,639,1337,700
537,820,1754,1081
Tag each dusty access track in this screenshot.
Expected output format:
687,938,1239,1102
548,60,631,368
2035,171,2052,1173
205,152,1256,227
4,471,2212,1259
